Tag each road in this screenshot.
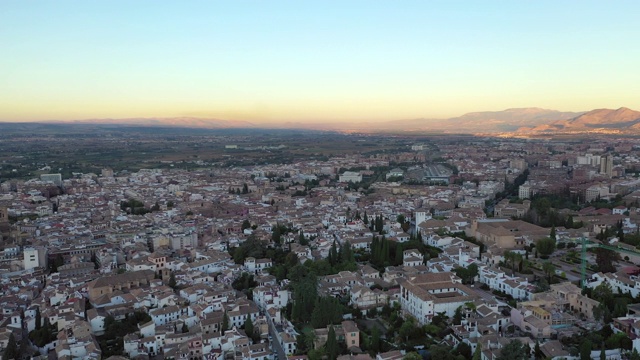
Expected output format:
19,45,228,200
268,317,286,360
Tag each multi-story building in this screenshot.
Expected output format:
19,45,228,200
399,272,476,325
40,173,63,186
339,171,362,183
24,246,48,270
86,270,156,303
600,154,613,177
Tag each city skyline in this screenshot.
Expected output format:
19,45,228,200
2,1,640,123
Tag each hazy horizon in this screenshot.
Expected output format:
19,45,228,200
0,106,592,125
2,1,640,123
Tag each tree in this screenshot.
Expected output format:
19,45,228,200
534,340,542,360
35,306,41,330
370,326,381,353
50,253,64,272
472,344,482,360
503,251,522,276
244,316,255,340
168,271,177,289
594,248,621,273
600,347,606,360
363,212,369,225
496,339,529,360
550,226,557,240
299,230,308,245
326,326,339,360
457,342,472,359
536,237,556,259
542,261,556,284
241,219,251,231
580,339,592,360
592,283,614,308
399,316,419,342
428,345,458,360
271,225,282,245
453,306,463,325
404,352,422,360
18,335,29,359
375,215,384,234
182,323,189,333
308,348,326,360
222,312,229,332
328,240,339,266
3,333,18,360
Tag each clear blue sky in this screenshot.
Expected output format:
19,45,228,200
1,1,639,123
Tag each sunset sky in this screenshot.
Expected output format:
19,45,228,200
1,1,639,123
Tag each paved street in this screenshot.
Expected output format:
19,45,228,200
268,318,286,360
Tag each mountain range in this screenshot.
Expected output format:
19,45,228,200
20,107,640,135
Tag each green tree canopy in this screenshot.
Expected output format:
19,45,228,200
542,261,556,284
594,248,621,273
3,333,18,360
536,237,556,259
496,340,529,360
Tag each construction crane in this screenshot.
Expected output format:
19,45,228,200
579,237,640,289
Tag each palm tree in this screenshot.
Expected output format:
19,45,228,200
504,251,514,270
503,251,522,276
542,261,556,284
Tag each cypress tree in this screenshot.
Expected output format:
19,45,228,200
311,297,323,328
534,340,542,359
326,326,339,360
35,307,41,330
222,312,229,332
244,316,254,338
3,333,18,360
472,344,482,360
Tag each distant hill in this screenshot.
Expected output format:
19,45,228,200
357,108,581,133
5,107,640,135
516,107,640,134
436,108,583,132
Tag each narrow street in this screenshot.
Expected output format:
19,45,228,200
268,318,286,360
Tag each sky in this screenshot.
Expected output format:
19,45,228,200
1,1,640,124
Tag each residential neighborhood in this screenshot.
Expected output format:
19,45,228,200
2,134,640,360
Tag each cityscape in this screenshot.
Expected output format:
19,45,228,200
2,1,640,360
1,128,640,360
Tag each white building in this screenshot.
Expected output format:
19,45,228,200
414,211,432,230
586,272,640,298
518,184,532,199
244,257,273,274
339,171,362,183
399,272,476,325
24,247,47,270
40,173,63,186
403,249,424,267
